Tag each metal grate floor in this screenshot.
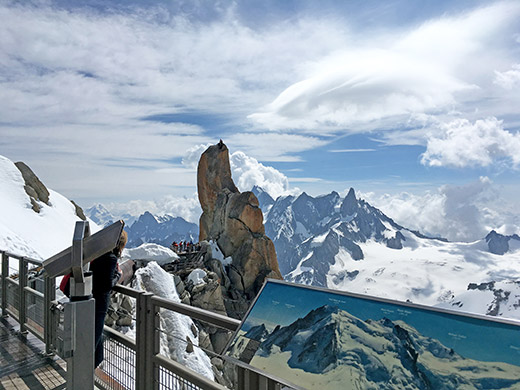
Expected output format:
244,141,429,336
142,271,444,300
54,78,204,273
0,317,66,390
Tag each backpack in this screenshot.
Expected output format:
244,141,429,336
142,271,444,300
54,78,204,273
59,272,71,297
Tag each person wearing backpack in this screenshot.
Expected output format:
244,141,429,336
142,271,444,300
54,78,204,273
89,230,127,368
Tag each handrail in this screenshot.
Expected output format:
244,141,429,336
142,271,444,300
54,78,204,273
154,354,228,390
24,286,44,299
152,295,241,332
1,251,41,264
103,325,136,350
113,284,140,299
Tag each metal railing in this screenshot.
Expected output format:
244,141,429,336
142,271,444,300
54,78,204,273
1,250,56,354
0,249,288,390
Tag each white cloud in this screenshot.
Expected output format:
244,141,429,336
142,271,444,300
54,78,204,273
494,64,520,90
230,151,297,199
421,117,520,168
361,177,520,242
0,3,344,127
182,143,298,200
182,143,213,170
249,2,520,133
330,149,376,153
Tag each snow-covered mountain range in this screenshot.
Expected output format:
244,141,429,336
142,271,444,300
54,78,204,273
84,206,198,249
259,187,520,319
124,211,198,248
1,152,519,321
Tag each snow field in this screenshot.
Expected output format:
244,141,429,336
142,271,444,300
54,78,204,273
0,155,101,261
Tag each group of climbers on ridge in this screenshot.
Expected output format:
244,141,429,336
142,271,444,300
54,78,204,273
170,240,201,253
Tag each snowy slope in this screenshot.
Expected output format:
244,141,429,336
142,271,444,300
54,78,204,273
132,262,214,380
122,243,179,265
0,155,101,260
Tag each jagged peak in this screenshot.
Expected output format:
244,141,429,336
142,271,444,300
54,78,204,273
485,230,500,241
340,187,358,217
139,211,158,224
251,185,264,193
296,191,311,200
346,187,356,199
87,203,110,212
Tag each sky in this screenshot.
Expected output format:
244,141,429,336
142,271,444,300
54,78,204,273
1,0,519,241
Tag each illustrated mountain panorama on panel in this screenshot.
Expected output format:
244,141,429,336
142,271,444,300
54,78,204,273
226,282,520,390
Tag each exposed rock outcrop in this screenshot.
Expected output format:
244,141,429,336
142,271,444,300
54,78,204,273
14,160,86,220
197,141,282,317
15,161,50,212
70,200,86,221
486,230,520,255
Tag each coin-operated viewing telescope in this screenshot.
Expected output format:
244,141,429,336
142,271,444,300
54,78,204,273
43,220,124,390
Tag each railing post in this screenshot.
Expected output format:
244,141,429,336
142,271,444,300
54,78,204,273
19,257,28,334
44,274,56,354
136,292,160,390
1,252,7,317
151,296,160,390
143,293,160,390
135,291,147,390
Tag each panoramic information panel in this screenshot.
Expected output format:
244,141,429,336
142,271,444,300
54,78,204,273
224,280,520,390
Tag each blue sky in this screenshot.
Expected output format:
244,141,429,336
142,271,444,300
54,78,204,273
0,0,519,240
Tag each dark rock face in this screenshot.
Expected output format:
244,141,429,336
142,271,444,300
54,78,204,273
340,187,358,217
486,230,520,255
244,324,268,342
15,161,50,212
125,211,198,248
197,142,282,317
467,281,517,316
70,200,86,221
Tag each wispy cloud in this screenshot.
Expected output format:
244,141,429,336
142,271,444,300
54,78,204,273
248,2,520,155
1,1,519,210
330,149,376,153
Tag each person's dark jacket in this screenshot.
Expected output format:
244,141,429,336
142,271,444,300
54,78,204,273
90,252,120,296
90,251,120,368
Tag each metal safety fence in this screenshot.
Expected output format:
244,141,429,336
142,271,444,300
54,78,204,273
1,250,288,390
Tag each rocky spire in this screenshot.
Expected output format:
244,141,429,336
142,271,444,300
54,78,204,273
197,141,282,315
340,187,358,217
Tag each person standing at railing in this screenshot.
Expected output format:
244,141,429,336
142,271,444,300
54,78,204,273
89,229,127,368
